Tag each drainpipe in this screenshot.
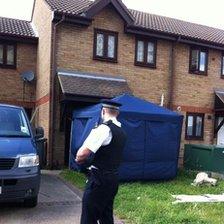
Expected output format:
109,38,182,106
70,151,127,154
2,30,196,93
167,42,175,109
168,37,180,110
48,14,65,169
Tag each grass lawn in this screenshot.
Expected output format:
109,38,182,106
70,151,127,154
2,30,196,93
61,170,224,224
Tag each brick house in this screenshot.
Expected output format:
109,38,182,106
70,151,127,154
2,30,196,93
1,0,224,167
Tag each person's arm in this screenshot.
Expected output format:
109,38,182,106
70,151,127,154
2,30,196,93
76,147,92,164
75,124,111,164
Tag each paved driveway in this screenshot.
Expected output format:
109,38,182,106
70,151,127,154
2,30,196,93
0,171,82,224
0,171,123,224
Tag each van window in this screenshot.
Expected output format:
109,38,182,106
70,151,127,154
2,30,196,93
0,107,30,137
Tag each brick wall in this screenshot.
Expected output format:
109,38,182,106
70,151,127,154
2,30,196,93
32,0,52,100
56,6,171,106
53,6,172,165
21,1,221,167
32,0,53,162
172,44,223,110
52,5,224,166
0,43,37,108
172,44,224,165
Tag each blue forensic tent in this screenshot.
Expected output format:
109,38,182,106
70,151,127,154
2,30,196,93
70,94,183,181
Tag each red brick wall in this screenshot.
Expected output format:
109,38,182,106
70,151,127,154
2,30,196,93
0,43,37,108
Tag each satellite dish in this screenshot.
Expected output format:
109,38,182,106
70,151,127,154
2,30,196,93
21,71,35,83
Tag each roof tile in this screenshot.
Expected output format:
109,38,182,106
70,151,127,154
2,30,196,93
58,70,131,98
130,9,224,45
0,17,36,38
2,1,223,49
45,0,224,46
45,0,93,15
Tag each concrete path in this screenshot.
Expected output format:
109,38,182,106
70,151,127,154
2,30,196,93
0,170,124,224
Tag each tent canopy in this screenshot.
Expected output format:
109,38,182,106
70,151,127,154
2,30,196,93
71,94,183,181
74,94,181,121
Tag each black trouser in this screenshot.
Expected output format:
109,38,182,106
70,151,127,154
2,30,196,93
80,169,119,224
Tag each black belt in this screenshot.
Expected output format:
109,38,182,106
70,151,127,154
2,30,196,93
91,168,118,175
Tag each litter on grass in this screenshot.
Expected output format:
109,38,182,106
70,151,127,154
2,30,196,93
191,172,217,186
172,194,224,204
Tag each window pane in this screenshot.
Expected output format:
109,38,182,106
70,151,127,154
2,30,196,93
187,116,194,136
196,116,203,137
147,42,154,64
96,33,104,57
0,45,3,64
108,35,115,58
7,45,14,65
191,49,199,71
137,41,144,62
0,107,30,137
199,51,206,72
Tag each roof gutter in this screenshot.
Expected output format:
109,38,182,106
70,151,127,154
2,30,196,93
178,37,224,51
126,25,224,51
125,25,177,41
53,12,92,26
48,14,65,169
0,34,38,44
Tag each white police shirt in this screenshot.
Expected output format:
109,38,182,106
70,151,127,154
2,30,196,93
81,117,121,154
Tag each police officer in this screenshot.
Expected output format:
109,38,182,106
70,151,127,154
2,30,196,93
76,99,127,224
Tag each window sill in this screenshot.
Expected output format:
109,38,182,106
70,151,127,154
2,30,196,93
189,70,207,76
135,62,156,69
0,64,16,69
93,56,117,64
185,137,204,141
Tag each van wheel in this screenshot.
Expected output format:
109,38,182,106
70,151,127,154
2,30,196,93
24,196,38,208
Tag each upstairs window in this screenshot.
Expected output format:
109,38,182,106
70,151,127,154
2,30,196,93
221,53,224,77
0,43,16,69
186,113,204,140
93,29,118,62
189,47,208,75
135,38,156,68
